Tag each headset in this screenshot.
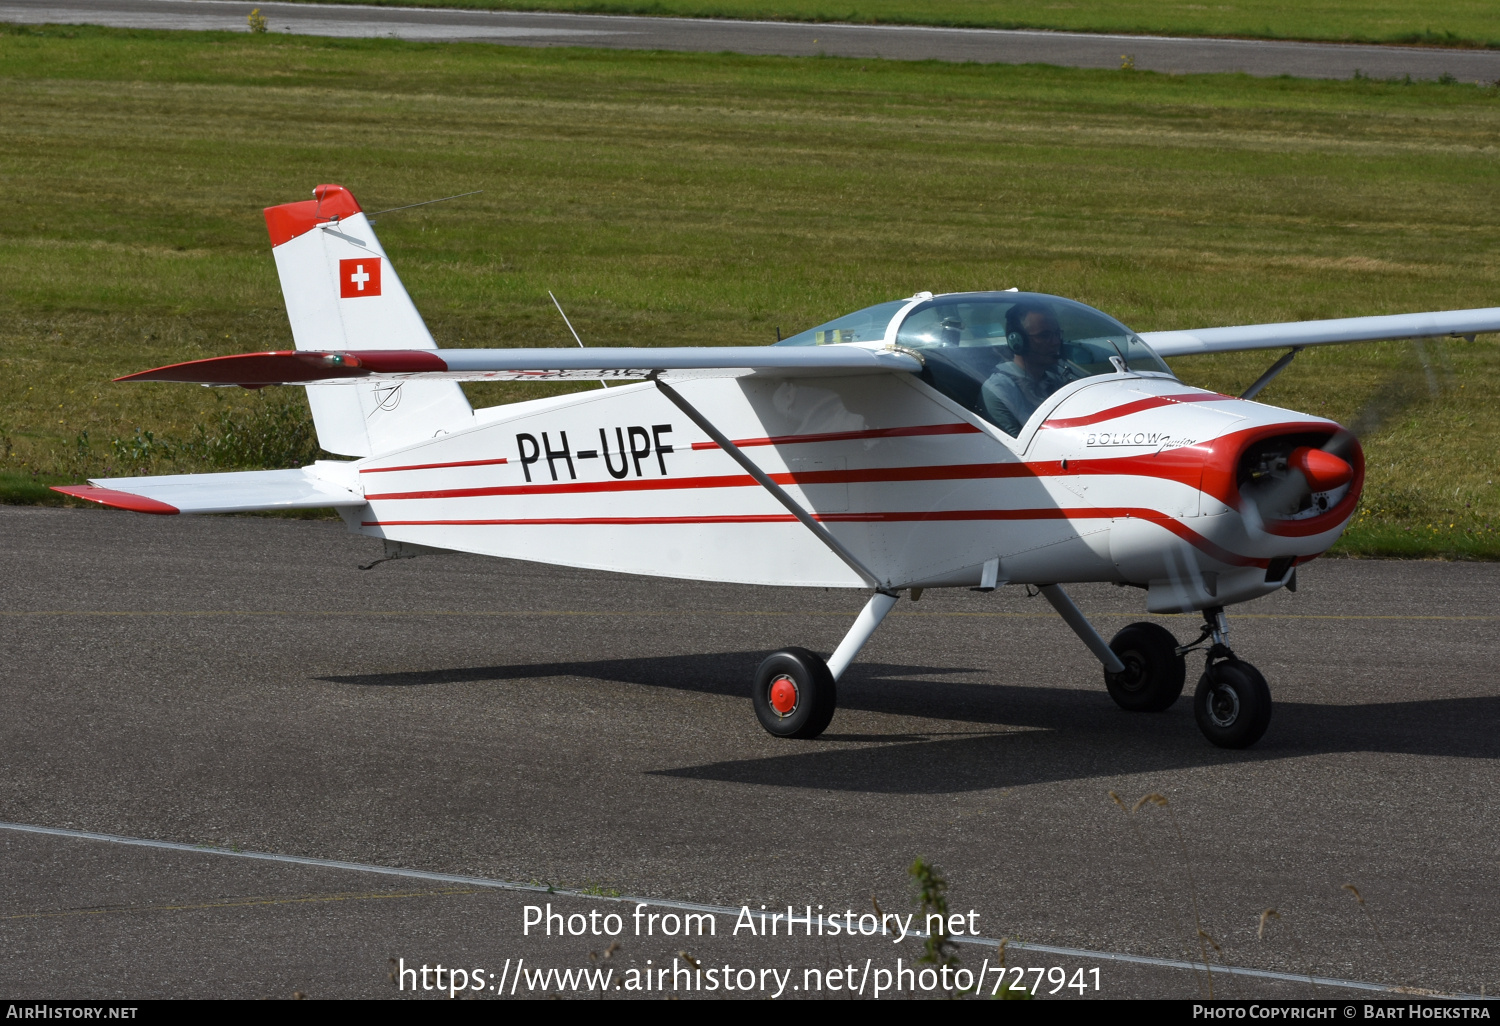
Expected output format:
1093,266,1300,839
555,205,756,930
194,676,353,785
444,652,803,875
1005,302,1051,356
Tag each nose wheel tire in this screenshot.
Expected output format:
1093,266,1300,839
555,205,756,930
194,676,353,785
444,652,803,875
753,647,836,739
1104,622,1186,712
1194,658,1272,749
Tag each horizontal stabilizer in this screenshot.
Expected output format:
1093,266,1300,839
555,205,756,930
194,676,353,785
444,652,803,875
52,465,364,515
115,345,924,386
1141,307,1500,357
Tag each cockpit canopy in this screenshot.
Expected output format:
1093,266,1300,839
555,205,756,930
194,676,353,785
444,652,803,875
776,291,1174,436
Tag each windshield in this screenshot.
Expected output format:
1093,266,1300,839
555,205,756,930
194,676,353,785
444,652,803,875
774,300,909,347
896,292,1173,436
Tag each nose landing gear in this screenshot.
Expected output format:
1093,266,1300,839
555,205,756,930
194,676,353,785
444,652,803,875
1103,607,1272,748
1181,608,1273,749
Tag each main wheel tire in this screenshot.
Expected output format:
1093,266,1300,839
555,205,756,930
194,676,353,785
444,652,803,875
752,647,836,739
1194,659,1272,749
1104,622,1186,712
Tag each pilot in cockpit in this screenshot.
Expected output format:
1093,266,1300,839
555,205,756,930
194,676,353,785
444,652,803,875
979,303,1084,436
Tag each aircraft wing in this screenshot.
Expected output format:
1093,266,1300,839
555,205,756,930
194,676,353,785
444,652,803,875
116,345,924,385
1140,307,1500,357
51,466,364,515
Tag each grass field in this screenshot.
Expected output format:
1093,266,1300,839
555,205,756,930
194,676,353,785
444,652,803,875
287,0,1500,50
2,24,1498,556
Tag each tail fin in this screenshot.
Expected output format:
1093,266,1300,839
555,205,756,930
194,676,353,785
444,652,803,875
264,184,472,457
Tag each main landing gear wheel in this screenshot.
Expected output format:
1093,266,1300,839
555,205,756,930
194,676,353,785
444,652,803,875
1194,658,1272,749
752,647,836,739
1104,622,1186,712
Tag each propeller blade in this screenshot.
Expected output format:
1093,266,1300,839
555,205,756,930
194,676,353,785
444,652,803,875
1237,338,1440,537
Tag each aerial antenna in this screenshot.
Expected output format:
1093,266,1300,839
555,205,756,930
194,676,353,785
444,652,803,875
550,291,608,389
365,190,483,224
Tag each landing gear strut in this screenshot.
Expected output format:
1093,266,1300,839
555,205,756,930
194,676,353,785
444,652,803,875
1043,585,1273,748
1180,607,1272,749
653,375,897,744
752,591,899,740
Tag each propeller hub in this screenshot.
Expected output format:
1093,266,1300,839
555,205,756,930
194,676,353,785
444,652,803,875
1288,446,1354,491
1231,426,1364,530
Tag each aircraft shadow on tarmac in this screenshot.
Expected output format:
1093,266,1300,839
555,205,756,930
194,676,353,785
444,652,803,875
318,653,1500,794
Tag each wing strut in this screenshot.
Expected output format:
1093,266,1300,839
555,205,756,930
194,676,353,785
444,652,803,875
1240,346,1303,401
652,377,888,592
1039,584,1127,674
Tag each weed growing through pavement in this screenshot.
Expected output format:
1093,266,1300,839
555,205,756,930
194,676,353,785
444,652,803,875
1342,883,1406,989
909,858,961,979
1110,792,1212,996
1129,793,1217,994
1256,908,1323,993
1114,791,1435,994
906,857,1029,999
1114,791,1256,998
589,941,624,994
989,937,1033,1001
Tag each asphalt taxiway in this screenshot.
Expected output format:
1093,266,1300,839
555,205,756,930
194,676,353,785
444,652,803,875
4,0,1499,81
1,505,1496,998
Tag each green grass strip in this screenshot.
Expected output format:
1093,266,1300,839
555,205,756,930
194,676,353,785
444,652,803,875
2,24,1498,556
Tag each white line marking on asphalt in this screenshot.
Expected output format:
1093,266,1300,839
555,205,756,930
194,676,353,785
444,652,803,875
3,818,1478,997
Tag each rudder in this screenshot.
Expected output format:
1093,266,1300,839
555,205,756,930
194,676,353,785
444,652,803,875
264,184,472,457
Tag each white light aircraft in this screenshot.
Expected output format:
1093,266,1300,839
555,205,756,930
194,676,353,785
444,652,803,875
55,184,1500,748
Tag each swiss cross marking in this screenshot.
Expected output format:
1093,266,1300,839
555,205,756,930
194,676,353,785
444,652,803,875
339,257,382,299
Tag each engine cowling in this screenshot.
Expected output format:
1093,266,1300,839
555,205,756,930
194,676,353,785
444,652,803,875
1231,429,1363,530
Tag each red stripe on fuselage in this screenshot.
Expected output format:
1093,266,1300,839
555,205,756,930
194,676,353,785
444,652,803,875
362,427,1330,518
361,457,509,474
361,420,1357,543
361,462,1033,501
1040,391,1233,430
362,507,1267,567
689,422,981,451
367,514,791,527
1035,422,1360,538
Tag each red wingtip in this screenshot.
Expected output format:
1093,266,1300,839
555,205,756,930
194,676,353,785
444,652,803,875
52,485,179,515
263,183,363,248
